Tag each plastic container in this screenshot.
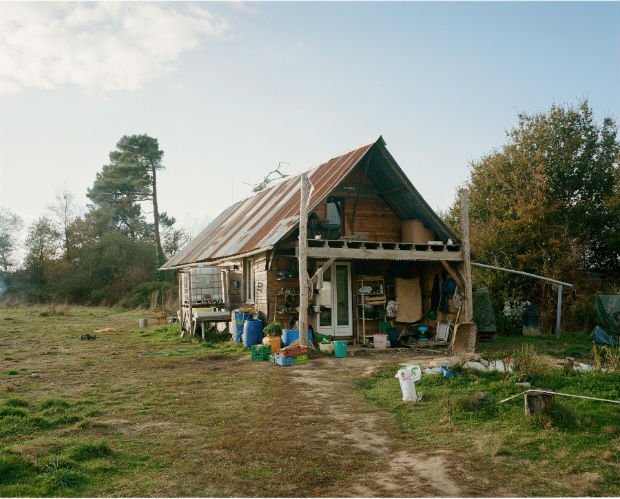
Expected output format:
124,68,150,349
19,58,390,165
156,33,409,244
262,335,281,353
282,328,313,347
251,344,271,361
333,340,348,358
242,319,263,348
294,354,308,364
274,354,295,366
319,342,334,354
373,334,388,349
387,328,399,347
234,311,252,343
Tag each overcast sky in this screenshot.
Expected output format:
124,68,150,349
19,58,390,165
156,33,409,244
1,1,619,250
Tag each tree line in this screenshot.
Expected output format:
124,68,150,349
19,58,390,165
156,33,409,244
1,102,619,327
444,100,620,331
0,135,188,306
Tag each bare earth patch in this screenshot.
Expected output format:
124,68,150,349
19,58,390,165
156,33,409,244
287,355,510,497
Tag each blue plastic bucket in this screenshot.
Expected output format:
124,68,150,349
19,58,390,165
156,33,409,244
242,319,263,348
233,311,252,343
282,328,313,347
333,340,348,358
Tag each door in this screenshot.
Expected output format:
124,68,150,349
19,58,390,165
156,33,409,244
316,262,352,337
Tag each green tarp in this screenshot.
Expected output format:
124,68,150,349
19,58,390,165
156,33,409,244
473,287,497,333
595,295,620,336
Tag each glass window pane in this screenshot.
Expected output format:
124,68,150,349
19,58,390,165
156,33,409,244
336,266,349,326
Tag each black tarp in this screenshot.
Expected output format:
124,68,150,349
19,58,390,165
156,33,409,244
595,295,620,336
590,296,620,345
473,287,497,333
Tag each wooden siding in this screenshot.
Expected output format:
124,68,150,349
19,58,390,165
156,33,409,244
310,162,403,242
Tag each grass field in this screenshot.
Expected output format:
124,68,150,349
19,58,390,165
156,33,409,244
1,305,619,496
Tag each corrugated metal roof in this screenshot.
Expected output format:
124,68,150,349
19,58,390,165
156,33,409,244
161,140,375,268
161,136,458,269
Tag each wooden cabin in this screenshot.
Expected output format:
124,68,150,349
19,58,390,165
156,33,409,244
161,136,473,345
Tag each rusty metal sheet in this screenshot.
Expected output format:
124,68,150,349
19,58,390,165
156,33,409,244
161,136,459,269
161,140,376,268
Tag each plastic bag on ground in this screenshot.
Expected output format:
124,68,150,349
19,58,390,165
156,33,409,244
395,365,422,402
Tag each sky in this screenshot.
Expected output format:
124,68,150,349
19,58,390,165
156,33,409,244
1,1,619,254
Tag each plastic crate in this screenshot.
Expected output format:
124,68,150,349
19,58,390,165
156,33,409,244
269,354,276,363
274,354,295,366
294,354,308,364
251,344,271,361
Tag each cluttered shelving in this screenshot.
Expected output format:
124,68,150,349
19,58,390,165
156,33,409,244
356,276,386,344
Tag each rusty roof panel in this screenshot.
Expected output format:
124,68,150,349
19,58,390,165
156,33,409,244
161,140,376,268
161,136,459,269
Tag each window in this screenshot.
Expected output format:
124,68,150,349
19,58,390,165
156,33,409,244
244,258,255,303
325,197,343,239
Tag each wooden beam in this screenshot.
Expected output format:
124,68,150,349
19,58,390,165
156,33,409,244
440,260,465,289
379,185,407,196
298,174,310,346
309,258,336,288
351,149,373,234
460,189,474,324
304,246,463,262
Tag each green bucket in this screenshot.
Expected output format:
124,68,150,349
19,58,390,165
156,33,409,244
333,340,348,358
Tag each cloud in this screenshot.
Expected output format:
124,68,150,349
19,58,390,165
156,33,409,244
0,2,229,95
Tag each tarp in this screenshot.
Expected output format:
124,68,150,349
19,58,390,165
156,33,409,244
595,295,620,336
589,325,619,347
473,287,497,333
395,277,423,323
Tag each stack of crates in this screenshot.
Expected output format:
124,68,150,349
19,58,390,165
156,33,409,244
251,344,271,361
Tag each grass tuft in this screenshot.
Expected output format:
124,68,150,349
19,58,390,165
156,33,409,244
67,441,113,461
3,398,29,408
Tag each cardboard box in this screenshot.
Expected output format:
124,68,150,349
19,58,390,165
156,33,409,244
401,220,436,244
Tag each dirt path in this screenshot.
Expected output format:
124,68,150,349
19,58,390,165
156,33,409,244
287,353,502,497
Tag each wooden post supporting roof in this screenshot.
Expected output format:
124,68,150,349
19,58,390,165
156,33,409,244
298,174,309,346
460,189,474,323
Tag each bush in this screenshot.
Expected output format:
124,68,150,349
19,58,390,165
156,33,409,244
123,281,177,309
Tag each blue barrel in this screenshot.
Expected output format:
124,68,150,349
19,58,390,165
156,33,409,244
234,311,252,343
282,328,313,347
242,319,263,348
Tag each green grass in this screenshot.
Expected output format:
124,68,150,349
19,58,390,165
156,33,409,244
477,331,595,361
358,364,620,496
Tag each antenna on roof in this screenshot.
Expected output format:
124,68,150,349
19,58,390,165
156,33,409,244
244,162,290,192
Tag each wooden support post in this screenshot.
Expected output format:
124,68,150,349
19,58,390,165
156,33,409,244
460,189,474,324
524,390,555,416
187,270,193,337
178,271,183,335
555,284,563,340
298,174,310,346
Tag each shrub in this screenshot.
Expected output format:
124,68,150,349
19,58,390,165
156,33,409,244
124,281,177,309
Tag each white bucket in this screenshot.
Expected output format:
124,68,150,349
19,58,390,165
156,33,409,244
373,334,388,349
138,318,148,328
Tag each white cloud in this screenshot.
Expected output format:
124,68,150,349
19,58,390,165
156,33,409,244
0,2,229,95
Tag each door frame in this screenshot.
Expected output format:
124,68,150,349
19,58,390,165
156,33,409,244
315,261,353,337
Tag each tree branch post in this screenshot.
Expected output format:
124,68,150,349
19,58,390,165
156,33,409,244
298,174,310,346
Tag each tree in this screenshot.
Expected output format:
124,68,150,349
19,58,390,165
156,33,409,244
0,208,23,272
48,187,80,261
160,212,189,259
445,100,620,304
87,134,165,261
24,217,61,291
